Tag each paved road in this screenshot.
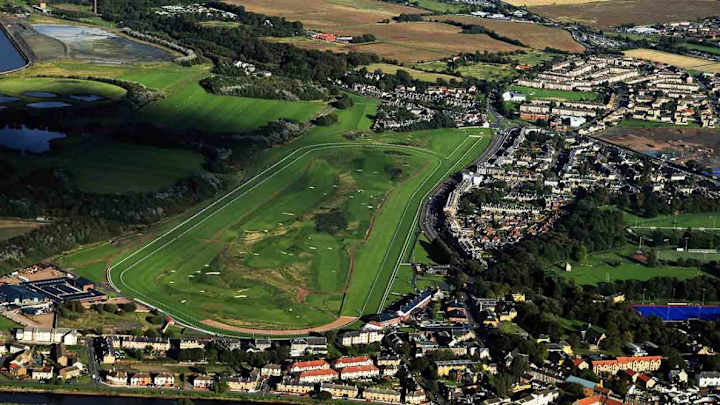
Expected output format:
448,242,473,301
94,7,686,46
85,338,102,385
418,100,517,242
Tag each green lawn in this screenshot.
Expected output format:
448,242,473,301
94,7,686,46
0,315,21,332
551,245,707,285
619,118,699,129
623,211,720,229
510,85,599,101
411,233,437,264
0,77,127,100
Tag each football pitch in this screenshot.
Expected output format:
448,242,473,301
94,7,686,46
108,105,490,336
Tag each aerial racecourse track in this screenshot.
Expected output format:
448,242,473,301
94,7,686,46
108,110,490,336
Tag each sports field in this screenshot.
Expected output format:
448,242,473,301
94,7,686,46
623,211,720,229
550,245,707,285
104,96,491,335
623,49,720,74
510,85,599,101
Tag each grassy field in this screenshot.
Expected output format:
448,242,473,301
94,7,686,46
3,140,207,194
623,211,720,229
678,43,720,57
232,0,522,63
624,49,720,74
363,63,459,83
0,77,126,100
414,0,464,12
459,63,519,82
510,85,599,101
619,118,699,129
11,61,324,133
102,97,490,334
550,245,707,285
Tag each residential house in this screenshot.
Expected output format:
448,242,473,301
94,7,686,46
193,375,214,390
339,365,380,380
298,368,338,383
364,388,401,403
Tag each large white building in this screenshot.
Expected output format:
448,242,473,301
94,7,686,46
16,328,78,345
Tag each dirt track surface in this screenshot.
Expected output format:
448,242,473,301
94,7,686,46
201,316,358,335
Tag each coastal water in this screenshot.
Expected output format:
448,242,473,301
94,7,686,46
0,27,27,73
0,126,67,153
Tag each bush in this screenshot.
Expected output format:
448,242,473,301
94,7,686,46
315,209,348,234
313,113,339,126
333,94,354,109
121,302,137,312
103,303,118,313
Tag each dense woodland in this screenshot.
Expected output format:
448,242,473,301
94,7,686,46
201,72,329,101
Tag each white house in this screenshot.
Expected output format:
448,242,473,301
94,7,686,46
503,91,527,103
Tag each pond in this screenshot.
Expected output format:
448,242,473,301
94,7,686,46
0,94,20,103
27,101,72,109
24,91,59,98
0,26,27,73
33,24,174,64
0,125,67,153
70,94,104,102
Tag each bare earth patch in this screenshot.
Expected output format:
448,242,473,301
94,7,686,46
201,315,357,335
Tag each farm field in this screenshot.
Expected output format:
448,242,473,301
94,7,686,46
102,95,491,335
550,245,708,286
363,63,459,83
230,0,523,63
0,219,44,242
506,0,607,5
624,49,720,74
510,85,599,101
531,0,720,28
437,16,585,53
